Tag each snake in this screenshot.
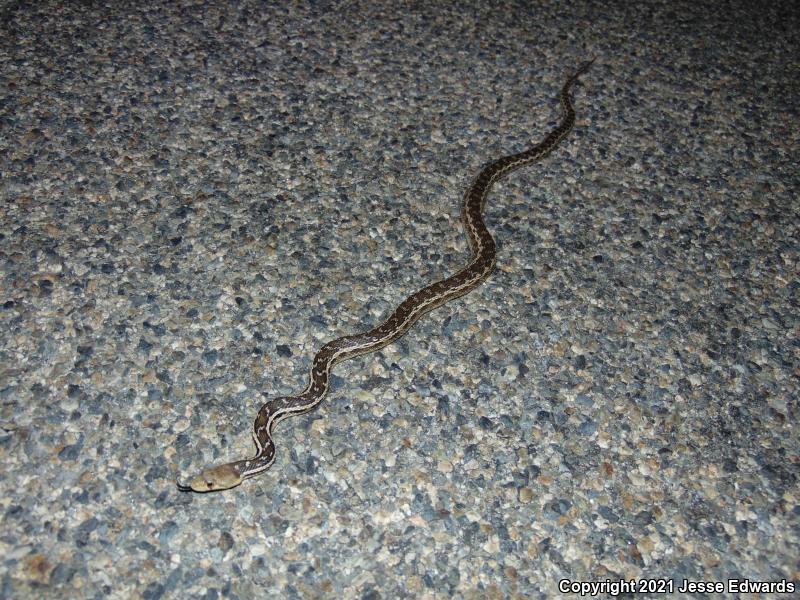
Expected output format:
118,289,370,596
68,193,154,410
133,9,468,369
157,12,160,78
178,59,594,492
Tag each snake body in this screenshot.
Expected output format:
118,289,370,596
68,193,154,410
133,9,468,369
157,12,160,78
178,60,594,492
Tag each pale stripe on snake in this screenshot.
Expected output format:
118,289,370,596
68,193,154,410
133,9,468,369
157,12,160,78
178,58,594,492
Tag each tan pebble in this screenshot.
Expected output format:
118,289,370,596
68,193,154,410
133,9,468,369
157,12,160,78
23,554,52,584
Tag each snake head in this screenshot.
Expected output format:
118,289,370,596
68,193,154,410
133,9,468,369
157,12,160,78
177,462,243,492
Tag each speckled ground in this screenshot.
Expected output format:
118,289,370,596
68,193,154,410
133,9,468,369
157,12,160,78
1,0,798,598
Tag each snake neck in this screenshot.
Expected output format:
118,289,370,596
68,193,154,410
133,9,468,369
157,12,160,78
242,435,277,479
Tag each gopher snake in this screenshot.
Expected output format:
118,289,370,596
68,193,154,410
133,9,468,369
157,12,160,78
178,59,594,492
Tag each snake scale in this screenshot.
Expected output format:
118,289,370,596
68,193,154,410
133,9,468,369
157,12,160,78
178,59,594,492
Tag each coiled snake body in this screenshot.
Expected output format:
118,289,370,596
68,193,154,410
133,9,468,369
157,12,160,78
178,60,594,492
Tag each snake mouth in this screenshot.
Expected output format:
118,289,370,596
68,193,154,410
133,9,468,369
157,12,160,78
175,462,245,492
175,479,219,493
176,480,194,492
175,478,221,493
